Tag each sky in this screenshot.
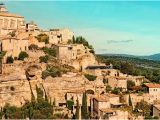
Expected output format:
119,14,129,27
3,1,160,55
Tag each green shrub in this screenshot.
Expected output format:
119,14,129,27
84,74,97,81
6,56,14,64
29,44,39,50
106,85,112,93
39,55,49,63
42,66,61,79
111,87,122,94
127,80,135,90
36,34,49,44
18,51,28,61
42,47,56,57
66,100,74,110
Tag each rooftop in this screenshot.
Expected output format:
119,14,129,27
0,12,23,18
144,83,160,88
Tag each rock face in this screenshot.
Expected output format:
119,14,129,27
0,66,105,107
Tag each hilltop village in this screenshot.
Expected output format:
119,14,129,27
0,4,160,119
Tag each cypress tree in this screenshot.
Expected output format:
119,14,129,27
129,94,132,107
81,92,89,119
75,98,80,119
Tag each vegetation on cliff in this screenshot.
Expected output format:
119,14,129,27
0,86,54,119
97,55,160,83
36,33,49,44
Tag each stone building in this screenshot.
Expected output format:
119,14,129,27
53,44,97,71
1,37,28,63
25,21,40,36
91,93,126,119
49,28,73,44
143,83,160,103
0,4,25,36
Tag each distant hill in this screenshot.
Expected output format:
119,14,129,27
100,53,160,61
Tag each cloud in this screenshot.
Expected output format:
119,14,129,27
107,40,133,44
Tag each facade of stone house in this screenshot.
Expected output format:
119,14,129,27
1,37,28,63
143,83,160,103
91,93,120,118
127,75,144,86
0,4,25,36
107,76,127,91
49,28,73,44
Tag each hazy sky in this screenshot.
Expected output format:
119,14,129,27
4,1,160,55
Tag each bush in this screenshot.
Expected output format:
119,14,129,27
106,85,112,93
111,88,122,94
84,74,97,81
6,56,14,64
42,66,61,79
42,47,56,57
29,44,38,50
36,34,49,44
18,51,28,61
66,100,74,110
39,55,49,63
127,80,135,90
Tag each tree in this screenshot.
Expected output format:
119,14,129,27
66,100,74,110
29,44,38,50
134,100,151,117
106,85,112,93
128,94,132,107
84,74,97,81
42,47,56,57
127,80,135,90
81,92,89,119
6,56,14,64
39,55,49,63
18,51,29,61
111,87,121,94
75,98,80,119
36,34,49,44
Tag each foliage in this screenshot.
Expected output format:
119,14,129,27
84,74,97,81
18,51,29,61
6,56,14,64
75,99,80,119
106,85,112,93
81,92,89,119
42,66,61,79
29,44,39,50
36,34,49,44
66,100,74,110
72,36,95,53
111,87,122,94
42,47,56,57
39,55,49,63
127,80,135,90
97,55,160,83
128,94,132,107
8,31,16,37
134,100,151,117
0,86,54,119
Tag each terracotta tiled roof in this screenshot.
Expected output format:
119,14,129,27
0,12,23,18
144,83,160,88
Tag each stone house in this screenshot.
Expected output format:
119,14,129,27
49,28,73,44
53,44,97,71
127,75,144,86
1,37,28,63
153,104,160,118
0,4,25,36
107,76,127,91
91,94,128,119
143,83,160,103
